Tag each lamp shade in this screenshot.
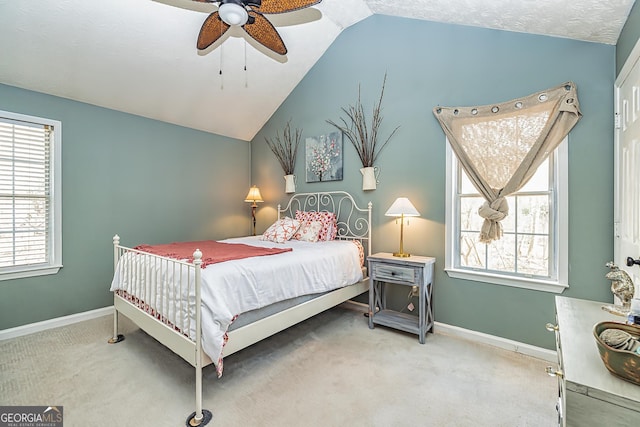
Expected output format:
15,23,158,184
244,186,264,203
385,197,419,217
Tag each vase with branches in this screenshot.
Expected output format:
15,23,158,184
326,73,399,190
265,120,302,193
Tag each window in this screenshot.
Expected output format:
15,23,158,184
0,110,62,280
445,138,568,293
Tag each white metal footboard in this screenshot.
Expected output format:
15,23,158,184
109,235,212,426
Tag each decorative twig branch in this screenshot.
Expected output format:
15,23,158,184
326,73,399,167
265,120,302,175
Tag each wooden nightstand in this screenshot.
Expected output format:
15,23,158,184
368,252,435,343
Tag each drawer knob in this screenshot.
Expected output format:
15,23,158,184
545,323,559,332
545,366,564,378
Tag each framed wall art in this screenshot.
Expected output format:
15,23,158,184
305,131,343,183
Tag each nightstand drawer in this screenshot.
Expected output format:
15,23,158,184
372,263,415,283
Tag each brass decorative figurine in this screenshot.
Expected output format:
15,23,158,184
602,261,635,316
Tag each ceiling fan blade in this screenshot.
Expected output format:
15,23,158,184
244,12,287,55
197,12,231,50
256,0,321,14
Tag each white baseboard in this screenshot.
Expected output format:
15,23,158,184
1,302,559,363
342,301,557,363
0,306,113,341
434,321,557,363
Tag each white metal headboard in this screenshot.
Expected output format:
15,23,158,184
277,191,372,258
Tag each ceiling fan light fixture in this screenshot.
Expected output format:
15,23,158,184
219,3,248,26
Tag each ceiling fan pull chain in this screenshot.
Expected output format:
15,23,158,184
219,44,224,90
244,40,248,88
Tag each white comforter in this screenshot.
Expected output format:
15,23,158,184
110,236,363,375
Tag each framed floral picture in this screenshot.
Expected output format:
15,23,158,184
305,131,343,182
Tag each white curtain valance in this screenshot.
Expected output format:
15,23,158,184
433,82,582,243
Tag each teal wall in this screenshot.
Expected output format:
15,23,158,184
1,13,621,351
0,84,250,329
252,15,615,350
617,1,640,75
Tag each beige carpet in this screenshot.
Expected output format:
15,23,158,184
0,304,557,426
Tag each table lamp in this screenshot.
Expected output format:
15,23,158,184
385,197,420,257
244,185,264,235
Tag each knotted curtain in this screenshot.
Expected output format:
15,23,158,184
433,82,582,243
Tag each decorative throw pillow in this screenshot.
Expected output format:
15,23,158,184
294,210,337,241
260,217,301,244
295,221,323,242
351,239,365,267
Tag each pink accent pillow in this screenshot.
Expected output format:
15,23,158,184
294,210,337,241
351,240,365,267
295,221,323,242
261,217,301,244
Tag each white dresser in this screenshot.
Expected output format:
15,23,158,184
548,296,640,426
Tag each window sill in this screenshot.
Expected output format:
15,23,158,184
0,264,63,281
445,267,568,294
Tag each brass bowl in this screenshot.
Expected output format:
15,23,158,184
593,321,640,386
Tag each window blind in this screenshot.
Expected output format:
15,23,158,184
0,117,52,268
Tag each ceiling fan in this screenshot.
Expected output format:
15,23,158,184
193,0,322,56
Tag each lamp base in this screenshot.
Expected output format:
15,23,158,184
393,252,411,258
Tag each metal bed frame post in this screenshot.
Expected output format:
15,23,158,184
367,201,372,258
108,235,124,344
187,249,212,426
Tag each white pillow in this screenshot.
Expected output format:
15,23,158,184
295,221,323,242
260,217,301,244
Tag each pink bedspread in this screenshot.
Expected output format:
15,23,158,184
134,240,292,268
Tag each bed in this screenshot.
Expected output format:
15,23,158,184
107,191,372,426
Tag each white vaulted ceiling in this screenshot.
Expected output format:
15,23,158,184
0,0,635,141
